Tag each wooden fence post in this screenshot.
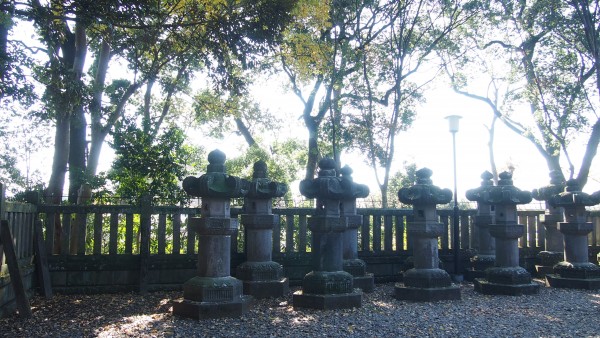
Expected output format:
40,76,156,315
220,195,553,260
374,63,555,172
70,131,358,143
33,220,53,298
0,182,5,266
138,195,152,294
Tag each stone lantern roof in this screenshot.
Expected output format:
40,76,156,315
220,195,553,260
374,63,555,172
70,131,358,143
532,170,566,202
548,179,600,208
299,158,344,200
181,149,247,198
339,165,369,200
397,167,452,206
245,160,288,199
481,171,532,205
465,170,495,203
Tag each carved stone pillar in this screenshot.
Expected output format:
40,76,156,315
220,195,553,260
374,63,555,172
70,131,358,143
531,170,565,277
339,165,374,292
474,172,540,296
394,168,461,301
545,179,600,290
172,150,251,319
236,161,289,298
465,171,496,281
293,158,362,310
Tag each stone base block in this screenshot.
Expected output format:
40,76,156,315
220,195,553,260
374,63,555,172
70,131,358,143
182,276,242,302
553,262,600,279
352,274,375,293
292,289,362,310
172,296,252,319
236,261,284,281
243,278,289,299
545,274,600,290
538,251,563,267
302,271,354,294
464,269,486,282
473,278,540,296
343,259,367,277
535,265,555,278
403,268,452,289
470,255,495,272
393,284,461,302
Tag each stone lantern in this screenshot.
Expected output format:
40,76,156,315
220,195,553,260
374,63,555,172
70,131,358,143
531,170,565,277
172,149,251,319
293,158,362,310
395,168,461,301
339,165,373,292
236,160,289,298
465,171,496,281
545,179,600,289
473,171,539,296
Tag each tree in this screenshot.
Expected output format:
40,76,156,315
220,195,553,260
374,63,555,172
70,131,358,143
568,0,600,188
441,0,599,189
277,0,394,179
387,162,417,208
9,0,296,205
224,139,307,205
107,121,195,205
192,87,281,147
341,0,474,207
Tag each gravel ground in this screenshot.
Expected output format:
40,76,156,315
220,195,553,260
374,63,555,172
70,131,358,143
1,280,599,338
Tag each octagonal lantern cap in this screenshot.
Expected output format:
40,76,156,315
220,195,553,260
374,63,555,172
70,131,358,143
532,170,566,201
246,160,288,199
465,171,495,202
339,165,370,199
397,167,452,206
547,179,600,208
299,158,341,199
181,149,247,198
252,160,268,179
479,171,532,205
300,158,369,200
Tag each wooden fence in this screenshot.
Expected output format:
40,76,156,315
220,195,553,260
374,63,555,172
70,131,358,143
0,190,37,318
3,195,600,303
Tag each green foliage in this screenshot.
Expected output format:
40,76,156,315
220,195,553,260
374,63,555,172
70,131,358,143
192,87,280,140
0,108,50,196
387,162,417,208
225,140,307,204
108,120,200,205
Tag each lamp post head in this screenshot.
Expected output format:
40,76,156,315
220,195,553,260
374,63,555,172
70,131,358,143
445,115,462,133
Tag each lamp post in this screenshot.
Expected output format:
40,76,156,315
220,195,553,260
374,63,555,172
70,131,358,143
446,115,463,282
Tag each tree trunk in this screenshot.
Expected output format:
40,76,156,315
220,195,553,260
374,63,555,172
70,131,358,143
380,183,388,208
0,5,8,85
235,118,256,147
68,105,87,203
488,115,498,184
576,119,600,189
46,115,69,254
88,83,141,176
305,118,320,180
67,22,88,204
46,116,70,203
86,38,111,177
143,79,155,134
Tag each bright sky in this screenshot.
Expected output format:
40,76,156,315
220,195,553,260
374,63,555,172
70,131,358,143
242,76,600,206
20,68,598,207
12,21,598,205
